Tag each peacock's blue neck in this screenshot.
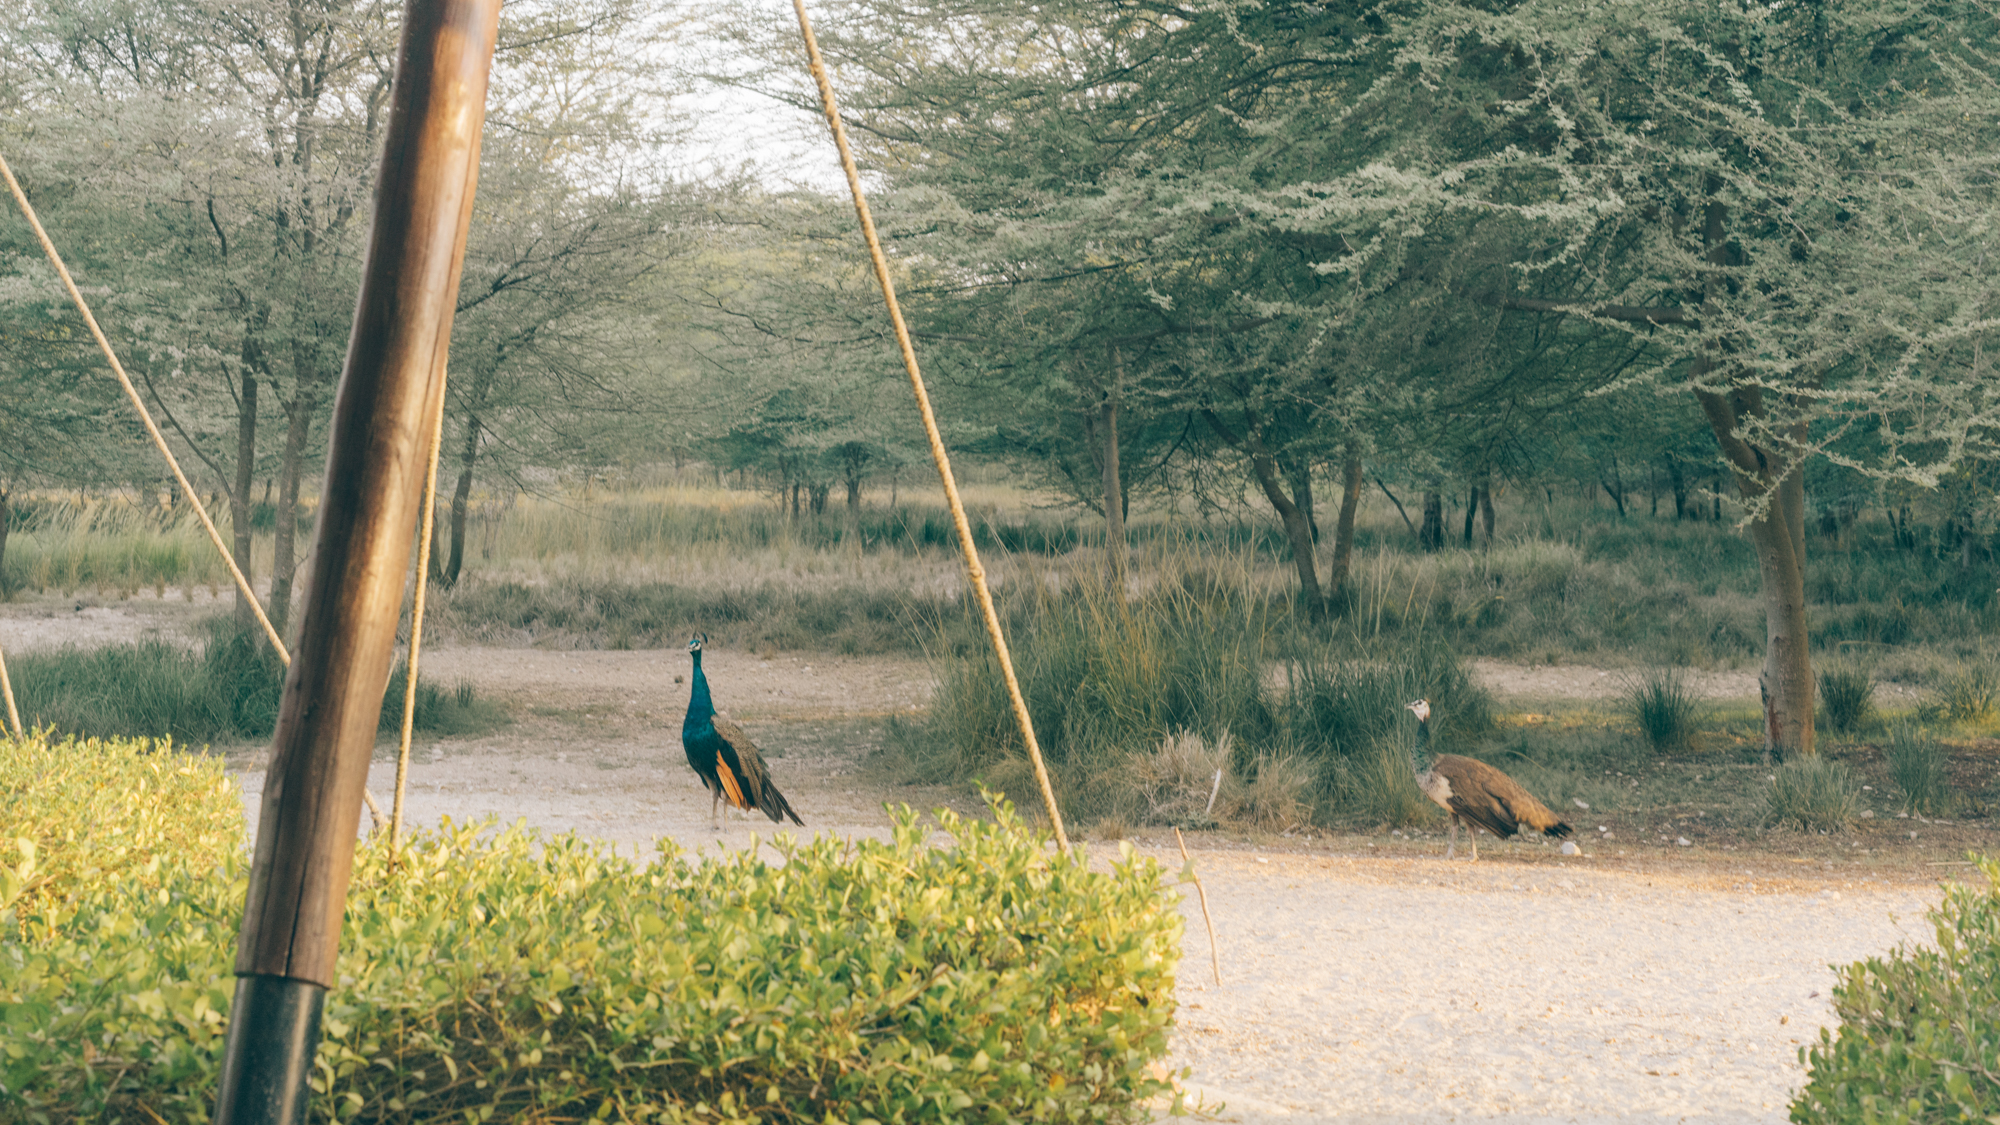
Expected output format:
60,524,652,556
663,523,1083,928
685,651,714,734
1412,717,1434,772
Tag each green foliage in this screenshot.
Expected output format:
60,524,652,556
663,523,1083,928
1627,668,1702,754
1765,758,1860,833
1793,855,2000,1123
0,737,1182,1123
2,622,495,744
0,730,240,942
1817,664,1875,735
1886,725,1952,817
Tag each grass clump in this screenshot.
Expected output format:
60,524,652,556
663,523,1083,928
1122,729,1236,829
0,735,1183,1123
1627,667,1702,753
897,571,1271,821
2,620,498,744
1765,757,1860,832
1930,659,2000,725
1793,854,2000,1122
1817,663,1875,735
1886,724,1952,816
1328,732,1437,828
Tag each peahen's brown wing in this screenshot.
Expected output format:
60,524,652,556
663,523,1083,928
1435,754,1571,840
709,714,804,826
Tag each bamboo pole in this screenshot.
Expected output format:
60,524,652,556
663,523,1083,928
391,395,448,857
791,0,1070,851
213,2,498,1121
0,636,20,738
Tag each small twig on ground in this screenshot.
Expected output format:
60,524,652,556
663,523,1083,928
1175,826,1221,987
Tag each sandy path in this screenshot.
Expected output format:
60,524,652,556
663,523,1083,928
1159,850,1936,1123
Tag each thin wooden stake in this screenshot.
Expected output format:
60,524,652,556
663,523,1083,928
1175,827,1222,987
391,391,447,857
792,0,1069,851
0,636,20,738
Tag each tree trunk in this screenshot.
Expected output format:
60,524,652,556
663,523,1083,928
1284,458,1319,546
1462,482,1478,544
267,384,320,638
1479,478,1495,544
1669,459,1688,519
1598,462,1628,518
1698,389,1815,760
231,368,259,627
1202,409,1324,621
1419,491,1444,552
1376,477,1417,538
1328,449,1364,600
1100,386,1126,590
844,467,862,533
440,418,480,589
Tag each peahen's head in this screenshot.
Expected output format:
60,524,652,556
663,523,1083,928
688,632,708,656
1406,698,1431,723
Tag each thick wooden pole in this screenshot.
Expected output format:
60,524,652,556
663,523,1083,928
213,2,497,1121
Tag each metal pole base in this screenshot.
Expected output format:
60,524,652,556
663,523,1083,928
213,974,326,1125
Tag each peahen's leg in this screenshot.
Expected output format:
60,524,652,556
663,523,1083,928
1466,825,1479,862
1445,816,1459,860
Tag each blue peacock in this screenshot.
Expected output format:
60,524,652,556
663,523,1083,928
682,633,803,829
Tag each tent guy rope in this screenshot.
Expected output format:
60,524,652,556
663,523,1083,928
790,0,1070,851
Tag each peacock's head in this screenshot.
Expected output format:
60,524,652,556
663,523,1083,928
1405,698,1431,723
688,632,708,655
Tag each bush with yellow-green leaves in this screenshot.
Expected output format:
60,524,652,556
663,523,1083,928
1791,854,2000,1123
1,732,1182,1123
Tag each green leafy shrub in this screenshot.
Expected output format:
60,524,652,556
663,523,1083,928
1,735,1181,1123
1627,667,1702,754
1817,663,1875,735
0,730,240,941
1765,757,1860,832
1886,724,1952,816
1793,854,2000,1123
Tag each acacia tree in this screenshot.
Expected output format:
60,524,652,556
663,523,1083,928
2,0,695,604
1328,0,2000,757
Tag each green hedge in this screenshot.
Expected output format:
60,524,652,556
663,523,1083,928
0,732,1182,1123
1792,855,2000,1123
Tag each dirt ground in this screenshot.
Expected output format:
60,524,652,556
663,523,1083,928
0,594,1973,1122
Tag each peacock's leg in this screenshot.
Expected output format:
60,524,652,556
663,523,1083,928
710,785,722,830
